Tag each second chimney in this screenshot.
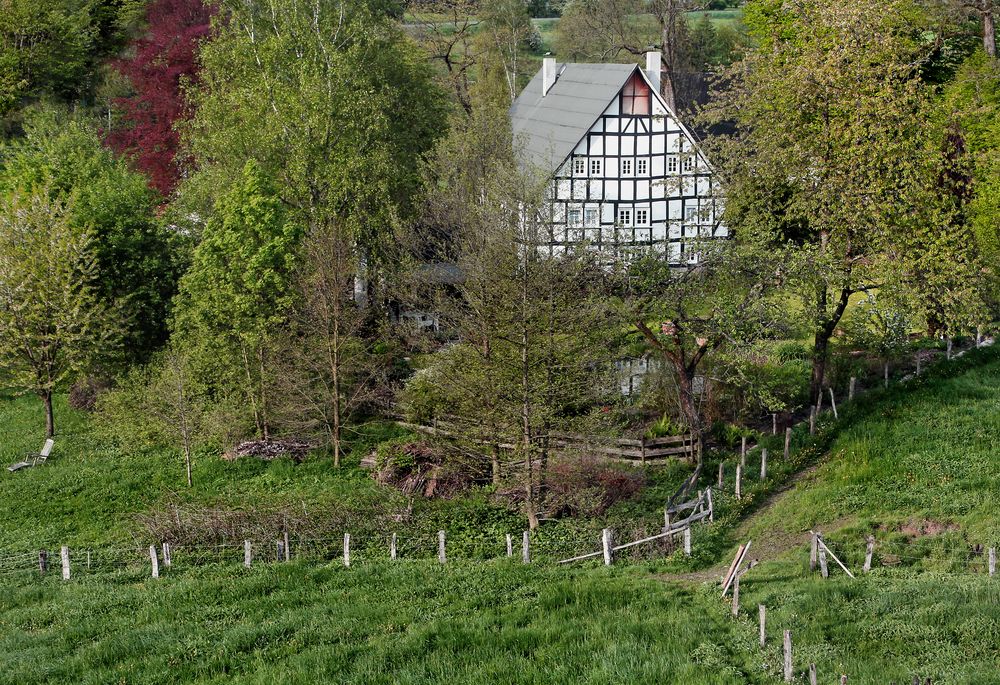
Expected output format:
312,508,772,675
645,51,661,95
543,56,557,96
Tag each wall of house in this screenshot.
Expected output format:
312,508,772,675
544,76,726,264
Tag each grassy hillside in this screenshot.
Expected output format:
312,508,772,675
1,347,999,683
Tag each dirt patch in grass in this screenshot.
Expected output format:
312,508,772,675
895,518,960,538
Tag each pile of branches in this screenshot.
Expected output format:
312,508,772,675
372,441,481,499
223,439,312,462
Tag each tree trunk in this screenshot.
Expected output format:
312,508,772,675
491,444,501,485
42,391,54,438
985,8,996,57
884,360,890,389
660,22,677,111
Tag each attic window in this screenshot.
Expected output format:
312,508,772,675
621,73,651,116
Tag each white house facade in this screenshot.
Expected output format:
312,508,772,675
510,53,726,264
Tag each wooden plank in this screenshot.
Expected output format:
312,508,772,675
731,574,740,616
722,541,752,596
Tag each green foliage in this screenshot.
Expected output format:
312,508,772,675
644,414,687,439
0,106,181,360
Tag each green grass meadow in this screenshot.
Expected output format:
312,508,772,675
1,347,1000,682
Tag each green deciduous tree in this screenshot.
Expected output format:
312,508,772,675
172,160,302,441
0,189,118,436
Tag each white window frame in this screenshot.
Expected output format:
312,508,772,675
573,158,586,175
568,208,582,226
618,208,632,226
635,208,649,226
667,156,678,173
637,158,648,176
621,159,633,176
590,159,602,176
584,208,599,227
683,156,694,173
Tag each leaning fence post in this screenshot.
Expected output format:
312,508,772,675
522,531,530,564
505,533,513,558
38,549,47,575
244,540,252,568
783,630,793,682
391,533,398,561
863,536,875,573
149,545,159,579
990,547,996,577
758,604,766,647
683,527,692,557
343,533,351,568
784,427,792,460
849,376,857,401
61,546,70,581
829,388,838,419
706,487,714,522
735,464,742,500
438,530,446,564
718,462,725,489
602,528,613,566
162,543,171,568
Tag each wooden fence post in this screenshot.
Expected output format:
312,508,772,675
391,533,398,561
718,462,724,489
849,376,857,400
809,664,818,685
706,487,714,522
684,527,692,557
664,508,671,532
863,536,875,573
522,531,530,564
759,604,766,647
731,574,740,616
947,337,953,360
816,389,823,414
505,533,512,558
810,533,818,572
829,388,838,419
740,436,747,468
343,533,351,567
61,546,70,581
840,675,847,685
38,549,47,575
772,413,778,435
602,528,613,566
735,464,742,500
438,530,446,564
785,427,792,460
244,540,252,568
809,406,816,435
275,540,284,562
760,448,768,481
149,545,159,579
784,630,793,682
990,547,996,577
819,545,829,578
162,543,171,568
86,550,91,571
283,530,291,562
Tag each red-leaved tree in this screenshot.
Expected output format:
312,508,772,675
106,0,216,197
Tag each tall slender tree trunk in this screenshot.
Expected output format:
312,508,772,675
41,391,54,438
985,8,996,57
331,306,342,468
660,22,677,111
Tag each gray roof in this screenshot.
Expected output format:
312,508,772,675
510,62,638,175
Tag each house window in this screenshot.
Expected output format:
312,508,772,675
585,208,599,226
618,208,632,226
637,159,648,175
635,208,649,226
573,158,586,175
590,159,602,176
568,209,582,226
667,156,678,173
622,159,633,176
621,72,651,116
683,156,694,172
685,205,698,222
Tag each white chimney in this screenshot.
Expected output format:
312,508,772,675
645,51,661,94
542,56,557,96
